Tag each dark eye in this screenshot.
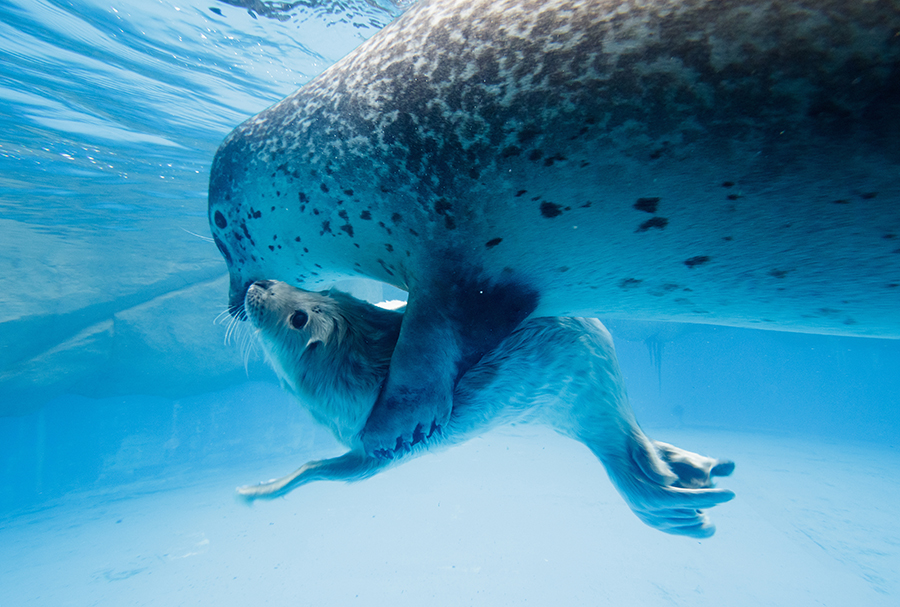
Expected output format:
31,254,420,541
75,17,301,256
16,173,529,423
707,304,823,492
289,310,308,329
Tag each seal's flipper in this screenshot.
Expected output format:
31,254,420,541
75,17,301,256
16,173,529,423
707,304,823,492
360,273,538,457
237,451,387,502
653,440,735,489
600,432,734,538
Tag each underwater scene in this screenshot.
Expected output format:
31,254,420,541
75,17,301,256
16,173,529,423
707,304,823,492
1,0,899,605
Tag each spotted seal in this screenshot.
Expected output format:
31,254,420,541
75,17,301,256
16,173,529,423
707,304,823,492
237,280,734,538
208,0,900,456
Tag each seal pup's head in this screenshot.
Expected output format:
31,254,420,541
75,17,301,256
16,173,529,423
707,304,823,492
244,280,403,446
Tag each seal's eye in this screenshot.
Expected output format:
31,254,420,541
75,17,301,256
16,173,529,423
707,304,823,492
289,310,309,330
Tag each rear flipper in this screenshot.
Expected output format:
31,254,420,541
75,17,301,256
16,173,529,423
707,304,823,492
237,451,389,502
600,432,735,538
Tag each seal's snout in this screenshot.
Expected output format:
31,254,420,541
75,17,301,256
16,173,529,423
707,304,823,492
252,279,276,290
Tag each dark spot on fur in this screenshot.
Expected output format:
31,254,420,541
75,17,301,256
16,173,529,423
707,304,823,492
580,201,592,208
250,208,262,219
320,220,332,235
579,160,590,168
832,199,850,204
338,210,349,220
620,278,642,289
294,236,301,242
341,224,354,237
884,234,896,239
861,192,878,199
240,221,253,244
485,238,502,248
501,145,522,158
649,148,663,159
684,256,711,268
558,266,569,273
303,247,309,253
213,211,227,229
385,243,394,252
377,259,395,277
391,212,403,224
528,149,543,161
634,197,660,213
543,153,567,166
517,125,541,143
515,189,527,197
722,181,735,188
434,198,455,229
409,228,419,236
343,189,354,196
727,194,741,201
570,126,589,140
769,269,789,278
313,209,320,215
434,198,452,215
268,245,275,251
540,201,563,218
723,236,733,241
636,217,668,232
298,192,308,203
888,283,899,288
360,210,372,220
320,183,329,193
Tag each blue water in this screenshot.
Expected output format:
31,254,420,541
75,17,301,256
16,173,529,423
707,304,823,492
1,1,899,605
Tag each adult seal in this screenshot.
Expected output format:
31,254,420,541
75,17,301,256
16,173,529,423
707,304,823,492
237,280,735,538
208,0,900,456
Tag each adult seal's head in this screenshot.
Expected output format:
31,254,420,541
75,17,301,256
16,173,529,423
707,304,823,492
244,280,402,446
212,0,900,456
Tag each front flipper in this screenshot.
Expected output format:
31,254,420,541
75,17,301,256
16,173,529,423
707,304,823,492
603,432,735,538
237,451,388,502
360,274,538,458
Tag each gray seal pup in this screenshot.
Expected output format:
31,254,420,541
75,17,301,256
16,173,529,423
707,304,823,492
208,0,900,457
237,280,734,538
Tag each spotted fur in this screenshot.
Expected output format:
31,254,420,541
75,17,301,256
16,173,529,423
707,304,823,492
210,0,900,454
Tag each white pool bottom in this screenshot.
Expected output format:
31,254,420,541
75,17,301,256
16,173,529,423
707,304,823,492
1,426,897,606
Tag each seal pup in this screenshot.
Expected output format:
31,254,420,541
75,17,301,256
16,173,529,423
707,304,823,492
209,0,900,457
238,280,734,538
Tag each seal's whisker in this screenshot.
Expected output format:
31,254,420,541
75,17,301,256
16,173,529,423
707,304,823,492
214,308,233,325
225,314,242,346
240,327,259,373
181,227,215,242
